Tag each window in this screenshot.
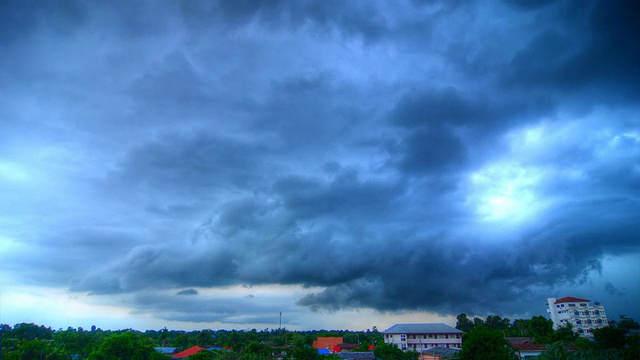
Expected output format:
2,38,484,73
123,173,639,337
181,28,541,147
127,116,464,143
444,334,449,339
428,334,434,339
569,304,576,307
574,311,580,316
400,335,406,341
580,303,587,307
423,335,427,339
401,344,406,350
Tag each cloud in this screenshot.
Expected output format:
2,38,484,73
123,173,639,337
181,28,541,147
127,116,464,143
177,289,199,296
1,0,638,328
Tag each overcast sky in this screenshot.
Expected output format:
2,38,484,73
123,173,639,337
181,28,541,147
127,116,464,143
1,0,639,331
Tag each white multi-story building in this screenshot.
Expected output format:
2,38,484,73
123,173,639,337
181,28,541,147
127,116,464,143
381,323,463,351
546,296,608,337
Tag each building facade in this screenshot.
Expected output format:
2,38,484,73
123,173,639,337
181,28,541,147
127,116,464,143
546,296,608,337
381,323,463,351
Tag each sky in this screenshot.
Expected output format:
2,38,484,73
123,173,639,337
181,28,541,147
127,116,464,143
0,0,639,332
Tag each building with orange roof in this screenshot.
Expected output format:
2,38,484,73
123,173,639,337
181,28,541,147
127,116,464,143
313,337,344,353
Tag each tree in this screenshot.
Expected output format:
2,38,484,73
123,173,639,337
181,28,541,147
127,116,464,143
238,341,272,359
512,319,529,336
485,315,510,331
373,342,417,360
528,316,554,344
189,351,218,360
290,345,320,360
592,326,626,349
552,323,578,343
614,315,640,334
87,331,168,360
458,325,517,360
456,314,474,333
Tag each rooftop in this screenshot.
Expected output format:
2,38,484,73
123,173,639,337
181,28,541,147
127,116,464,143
381,323,462,334
421,346,461,357
555,296,590,304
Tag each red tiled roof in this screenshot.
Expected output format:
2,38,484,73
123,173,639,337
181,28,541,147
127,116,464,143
555,296,590,304
172,346,205,358
313,337,343,350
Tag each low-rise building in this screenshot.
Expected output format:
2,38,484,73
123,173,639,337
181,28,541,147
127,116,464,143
381,323,463,351
546,296,608,337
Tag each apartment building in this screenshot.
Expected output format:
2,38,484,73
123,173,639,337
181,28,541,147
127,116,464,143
546,296,608,337
381,323,463,351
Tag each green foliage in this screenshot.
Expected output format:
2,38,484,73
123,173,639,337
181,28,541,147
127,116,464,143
455,314,474,333
11,323,54,341
459,325,517,360
592,326,626,349
609,315,640,333
87,331,168,360
536,341,618,360
238,341,273,359
373,342,417,360
290,345,320,360
552,323,578,343
189,350,218,360
528,316,554,344
619,334,639,360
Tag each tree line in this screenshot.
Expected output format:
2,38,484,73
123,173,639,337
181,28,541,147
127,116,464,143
0,323,385,360
2,315,638,360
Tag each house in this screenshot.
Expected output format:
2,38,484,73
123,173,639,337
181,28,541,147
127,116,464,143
420,346,460,360
546,296,609,337
337,352,376,360
381,323,463,351
506,338,544,359
172,346,206,359
511,344,547,359
337,343,359,352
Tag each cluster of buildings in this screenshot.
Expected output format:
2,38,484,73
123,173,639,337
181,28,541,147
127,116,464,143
155,295,609,360
374,295,609,359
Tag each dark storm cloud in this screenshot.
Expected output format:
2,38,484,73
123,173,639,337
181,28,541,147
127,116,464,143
503,0,640,98
113,131,270,195
2,0,639,327
395,125,467,174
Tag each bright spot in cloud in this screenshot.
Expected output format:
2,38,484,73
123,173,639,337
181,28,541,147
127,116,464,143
469,163,544,223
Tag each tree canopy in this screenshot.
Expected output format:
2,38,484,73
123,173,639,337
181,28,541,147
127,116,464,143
458,325,518,360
